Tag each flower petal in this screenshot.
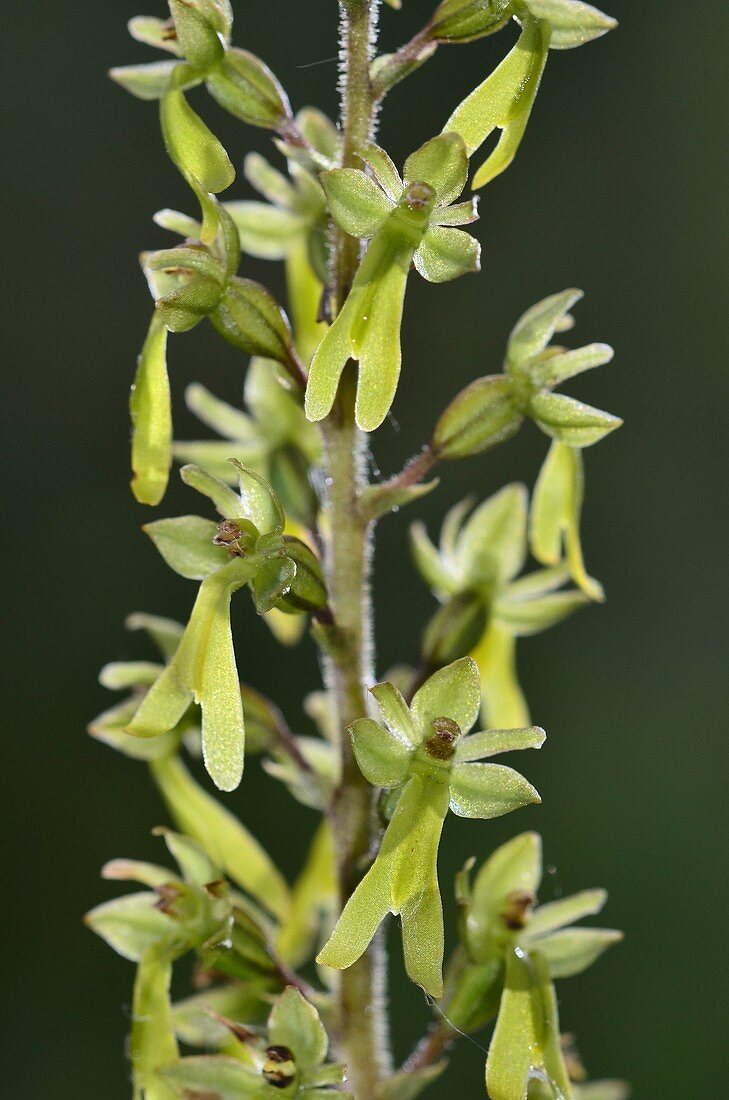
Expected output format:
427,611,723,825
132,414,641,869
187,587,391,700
411,657,481,738
414,226,481,283
449,762,540,819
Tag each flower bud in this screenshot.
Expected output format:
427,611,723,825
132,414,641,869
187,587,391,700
433,375,523,459
239,684,284,753
211,277,296,367
430,0,513,44
269,446,319,529
278,537,328,613
421,593,488,667
206,48,292,130
444,957,503,1033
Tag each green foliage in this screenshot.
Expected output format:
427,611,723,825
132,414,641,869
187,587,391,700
94,1,623,1096
161,986,351,1098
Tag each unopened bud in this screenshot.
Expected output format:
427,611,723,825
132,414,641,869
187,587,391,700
433,375,523,459
430,0,513,44
207,48,292,130
422,593,488,667
212,277,296,369
277,537,328,613
270,447,319,530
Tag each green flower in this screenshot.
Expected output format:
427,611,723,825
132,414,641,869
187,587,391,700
317,658,542,996
449,833,622,1100
305,133,481,432
173,362,321,529
433,287,620,463
412,484,588,728
160,986,352,1099
126,462,326,791
443,13,550,190
506,287,621,601
227,122,334,275
111,1,291,133
86,831,232,967
442,3,616,189
131,196,301,506
86,829,292,1099
89,614,292,919
430,289,619,599
506,288,621,447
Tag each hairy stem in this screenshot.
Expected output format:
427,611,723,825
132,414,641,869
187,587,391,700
379,445,438,496
319,2,390,1094
402,1020,457,1076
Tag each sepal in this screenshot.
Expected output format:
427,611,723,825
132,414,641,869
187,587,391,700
507,288,583,369
322,168,394,238
448,762,541,819
84,892,178,963
526,926,622,978
168,0,226,71
110,59,193,100
414,225,481,283
529,392,622,448
144,515,226,579
403,133,469,207
128,15,181,54
518,0,617,50
349,718,413,788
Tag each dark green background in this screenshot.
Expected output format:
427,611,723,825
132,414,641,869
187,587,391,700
3,1,726,1095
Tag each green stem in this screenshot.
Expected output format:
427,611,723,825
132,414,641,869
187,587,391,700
318,2,390,1094
333,0,378,312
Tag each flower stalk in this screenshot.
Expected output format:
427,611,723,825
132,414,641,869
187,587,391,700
319,5,390,1087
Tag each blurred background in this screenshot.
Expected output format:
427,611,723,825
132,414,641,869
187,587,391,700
3,0,727,1095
